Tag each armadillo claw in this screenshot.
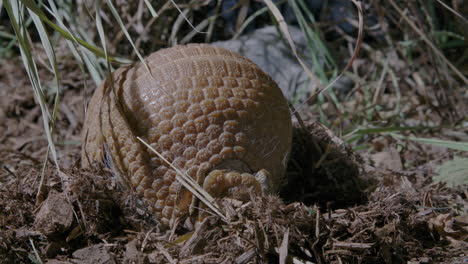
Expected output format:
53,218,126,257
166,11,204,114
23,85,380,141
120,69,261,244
203,169,263,199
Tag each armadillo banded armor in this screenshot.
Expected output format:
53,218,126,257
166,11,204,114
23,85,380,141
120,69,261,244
82,44,292,226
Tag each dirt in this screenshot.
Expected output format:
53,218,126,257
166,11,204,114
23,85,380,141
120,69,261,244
0,58,466,264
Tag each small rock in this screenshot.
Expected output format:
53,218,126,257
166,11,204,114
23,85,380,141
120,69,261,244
124,240,148,264
371,148,403,171
34,190,74,236
72,244,116,264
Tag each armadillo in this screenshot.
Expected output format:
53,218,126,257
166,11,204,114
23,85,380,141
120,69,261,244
82,44,292,226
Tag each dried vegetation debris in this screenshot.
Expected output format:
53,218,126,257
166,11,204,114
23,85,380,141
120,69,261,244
1,142,467,263
126,197,317,264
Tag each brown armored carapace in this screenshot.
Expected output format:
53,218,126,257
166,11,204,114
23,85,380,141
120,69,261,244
82,44,292,226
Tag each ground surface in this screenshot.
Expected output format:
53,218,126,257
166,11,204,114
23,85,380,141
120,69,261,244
0,1,467,263
0,55,466,263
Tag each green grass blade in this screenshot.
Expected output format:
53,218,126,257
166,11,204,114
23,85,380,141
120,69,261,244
4,0,60,172
95,1,108,59
45,0,104,85
28,8,61,172
143,0,158,18
19,0,125,63
234,6,269,39
391,133,468,151
104,0,176,99
105,0,148,70
288,0,332,81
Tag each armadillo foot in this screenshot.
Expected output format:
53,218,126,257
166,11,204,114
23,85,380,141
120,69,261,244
203,169,266,200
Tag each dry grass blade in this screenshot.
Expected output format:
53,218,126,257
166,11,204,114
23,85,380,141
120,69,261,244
314,205,320,239
263,0,322,89
235,0,250,31
170,7,190,45
373,55,390,105
156,243,177,264
104,0,175,99
234,249,256,264
333,242,373,250
233,6,269,39
172,1,214,45
279,228,289,264
180,17,210,44
205,0,221,42
29,238,44,264
137,137,227,221
388,0,468,84
95,0,111,80
105,0,149,72
435,0,467,23
19,0,125,63
143,0,158,18
292,258,315,264
169,0,207,34
291,0,364,115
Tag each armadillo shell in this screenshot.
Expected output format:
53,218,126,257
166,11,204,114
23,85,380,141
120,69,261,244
82,44,292,226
